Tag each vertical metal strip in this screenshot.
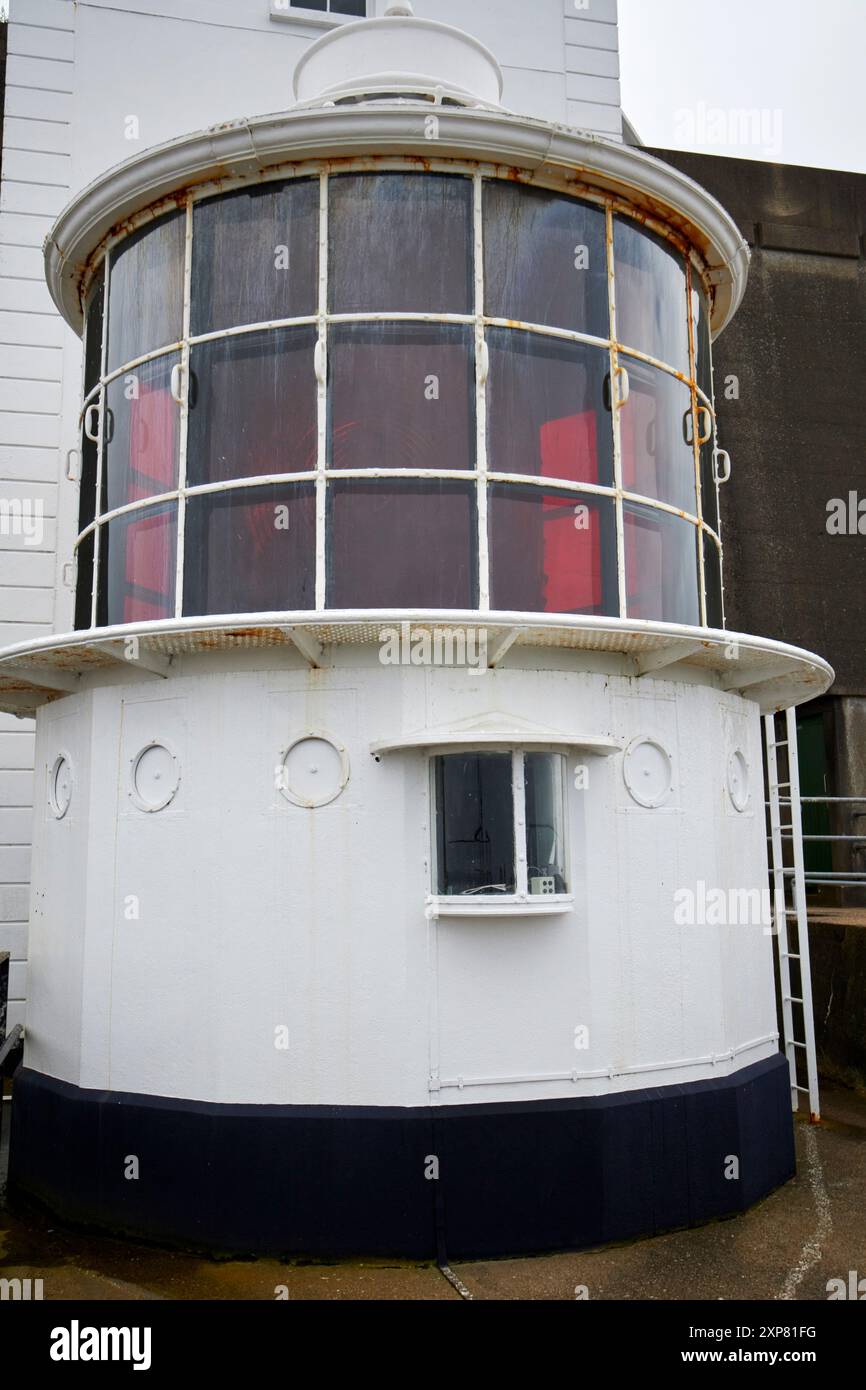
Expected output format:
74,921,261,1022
606,205,627,618
173,199,194,618
765,713,798,1110
514,750,528,899
90,245,113,627
473,172,490,612
315,172,328,612
685,261,707,626
786,705,821,1120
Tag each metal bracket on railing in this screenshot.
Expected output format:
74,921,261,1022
714,448,732,485
83,403,100,441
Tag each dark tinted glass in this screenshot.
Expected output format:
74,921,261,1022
107,211,184,371
692,279,713,402
183,483,316,616
525,753,568,893
619,358,697,514
104,353,180,514
623,503,699,625
74,531,94,630
97,502,177,626
83,266,104,396
190,179,318,335
484,182,608,336
327,479,476,608
699,421,719,533
703,533,723,628
435,753,515,896
487,329,613,487
488,485,617,615
329,173,472,313
187,327,317,486
329,323,474,471
614,218,690,375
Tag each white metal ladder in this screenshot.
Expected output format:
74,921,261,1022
764,707,820,1121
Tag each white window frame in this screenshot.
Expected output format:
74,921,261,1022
270,0,368,27
427,748,574,917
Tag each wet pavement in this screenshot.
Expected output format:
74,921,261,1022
0,1082,863,1301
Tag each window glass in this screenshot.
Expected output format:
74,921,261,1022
524,753,568,894
74,531,95,630
191,179,318,336
614,218,690,375
699,422,719,533
183,483,316,616
484,182,608,337
619,359,697,514
107,211,185,371
97,502,177,627
328,479,476,609
623,502,700,625
329,323,474,471
329,173,473,313
487,329,613,487
704,533,723,628
435,753,515,896
83,265,104,397
691,279,713,402
187,327,317,487
488,484,617,616
79,270,105,535
103,353,180,514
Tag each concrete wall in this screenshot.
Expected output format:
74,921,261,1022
0,0,623,1029
24,654,775,1108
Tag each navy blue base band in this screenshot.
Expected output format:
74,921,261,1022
8,1053,794,1259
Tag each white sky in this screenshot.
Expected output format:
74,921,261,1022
618,0,866,174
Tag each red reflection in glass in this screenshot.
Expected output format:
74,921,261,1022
489,486,616,616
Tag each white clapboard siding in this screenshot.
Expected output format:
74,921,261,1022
562,0,621,140
0,3,74,1013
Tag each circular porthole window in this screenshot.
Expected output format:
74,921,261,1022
623,736,673,809
48,753,73,819
130,742,180,812
279,735,349,808
727,748,750,811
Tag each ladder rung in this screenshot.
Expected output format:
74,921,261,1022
784,995,804,1004
780,951,801,959
793,1085,810,1093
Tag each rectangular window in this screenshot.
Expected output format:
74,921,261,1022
433,751,569,902
286,0,366,13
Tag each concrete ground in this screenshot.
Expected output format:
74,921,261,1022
0,1081,863,1301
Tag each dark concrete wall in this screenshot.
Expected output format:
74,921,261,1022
649,149,866,697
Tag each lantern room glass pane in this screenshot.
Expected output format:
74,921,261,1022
619,358,697,514
83,266,104,397
329,323,474,471
74,531,94,630
486,328,613,487
614,218,690,376
328,173,473,313
107,211,185,371
183,483,316,616
103,353,180,514
79,271,105,534
691,279,713,402
97,502,177,627
623,502,700,625
190,179,319,336
187,327,318,487
525,753,568,894
488,484,618,616
327,479,476,608
435,753,516,896
699,422,720,533
704,533,723,628
484,182,609,337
